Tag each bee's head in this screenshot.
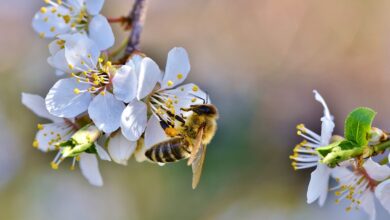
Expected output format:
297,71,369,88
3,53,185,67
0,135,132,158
189,104,218,116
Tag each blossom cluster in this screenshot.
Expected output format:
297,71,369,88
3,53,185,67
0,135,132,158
291,90,390,220
23,0,209,186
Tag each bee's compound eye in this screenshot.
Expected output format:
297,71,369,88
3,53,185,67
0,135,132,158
194,105,214,115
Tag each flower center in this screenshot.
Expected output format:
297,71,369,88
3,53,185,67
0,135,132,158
332,165,376,213
72,59,114,95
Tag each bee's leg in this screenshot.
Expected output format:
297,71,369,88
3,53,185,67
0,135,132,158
180,107,193,112
165,109,186,125
174,114,186,124
156,114,172,130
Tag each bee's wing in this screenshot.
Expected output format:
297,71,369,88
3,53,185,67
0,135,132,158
187,126,204,166
191,142,207,189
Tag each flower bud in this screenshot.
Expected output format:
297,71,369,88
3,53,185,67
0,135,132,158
59,124,101,158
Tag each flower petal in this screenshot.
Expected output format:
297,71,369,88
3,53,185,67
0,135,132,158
88,92,125,133
48,34,73,55
363,158,390,181
35,122,74,152
85,0,104,15
95,142,111,161
144,115,170,149
45,78,92,118
79,153,103,186
107,132,136,165
375,179,390,214
161,47,190,90
313,90,334,145
47,49,73,73
48,39,62,56
121,100,147,141
136,58,161,100
360,191,376,220
164,83,207,117
306,163,331,206
133,140,147,162
67,0,84,11
32,6,71,38
22,93,61,122
126,54,143,77
112,64,137,103
64,33,100,71
88,15,115,50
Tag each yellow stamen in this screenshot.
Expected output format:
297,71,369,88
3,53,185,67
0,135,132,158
37,123,44,130
177,73,183,79
192,85,199,92
74,88,80,94
40,7,47,13
32,140,39,148
62,14,70,23
167,80,174,87
50,162,59,170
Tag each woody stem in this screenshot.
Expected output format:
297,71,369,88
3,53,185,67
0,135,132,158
122,0,148,61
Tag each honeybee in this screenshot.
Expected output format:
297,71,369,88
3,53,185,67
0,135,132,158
145,97,219,189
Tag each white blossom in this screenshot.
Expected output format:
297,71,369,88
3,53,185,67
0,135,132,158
22,93,107,186
45,33,134,134
32,0,114,50
331,159,390,220
119,48,207,144
290,90,335,206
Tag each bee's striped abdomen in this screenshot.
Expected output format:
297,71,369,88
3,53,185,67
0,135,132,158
145,137,191,163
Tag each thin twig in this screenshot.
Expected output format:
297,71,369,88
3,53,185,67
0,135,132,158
121,0,148,62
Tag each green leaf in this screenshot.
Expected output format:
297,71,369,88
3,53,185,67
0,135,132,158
338,140,360,150
344,107,376,146
316,140,343,158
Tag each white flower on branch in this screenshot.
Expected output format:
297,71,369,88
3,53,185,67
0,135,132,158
331,159,390,220
290,90,336,206
32,0,114,50
118,48,208,158
45,34,133,134
22,93,108,186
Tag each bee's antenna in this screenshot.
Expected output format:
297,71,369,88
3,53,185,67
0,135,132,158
188,92,207,104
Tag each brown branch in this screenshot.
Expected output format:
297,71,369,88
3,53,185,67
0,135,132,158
120,0,148,62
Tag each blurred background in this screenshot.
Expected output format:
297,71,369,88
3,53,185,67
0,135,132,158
1,0,390,219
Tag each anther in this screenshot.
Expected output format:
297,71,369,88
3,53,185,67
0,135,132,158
192,85,199,92
40,7,47,13
50,162,59,170
32,140,39,148
37,123,44,130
